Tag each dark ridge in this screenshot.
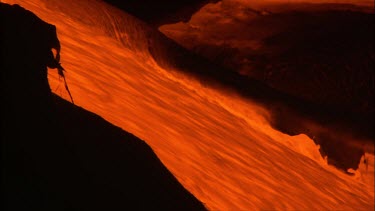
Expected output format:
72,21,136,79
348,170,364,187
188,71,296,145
252,10,374,116
1,3,206,210
263,2,374,14
101,0,220,26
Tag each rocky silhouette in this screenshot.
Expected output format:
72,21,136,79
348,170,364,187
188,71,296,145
102,0,220,26
1,3,206,210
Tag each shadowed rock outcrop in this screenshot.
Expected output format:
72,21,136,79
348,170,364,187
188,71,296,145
1,3,206,210
102,0,220,26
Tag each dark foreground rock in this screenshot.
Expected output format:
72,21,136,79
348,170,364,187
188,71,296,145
1,3,206,210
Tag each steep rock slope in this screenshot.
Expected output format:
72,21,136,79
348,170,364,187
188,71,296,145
1,3,206,210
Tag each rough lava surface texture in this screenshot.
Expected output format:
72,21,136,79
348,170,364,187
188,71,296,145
2,0,374,210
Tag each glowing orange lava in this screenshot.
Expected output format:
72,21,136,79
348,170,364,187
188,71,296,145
4,0,374,210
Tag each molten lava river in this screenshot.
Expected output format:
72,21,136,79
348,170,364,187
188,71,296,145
3,0,374,210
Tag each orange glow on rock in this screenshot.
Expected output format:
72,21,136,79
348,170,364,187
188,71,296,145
4,0,373,210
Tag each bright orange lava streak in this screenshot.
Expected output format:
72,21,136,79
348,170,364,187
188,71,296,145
4,0,374,210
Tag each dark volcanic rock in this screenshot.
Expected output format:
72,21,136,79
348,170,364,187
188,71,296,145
164,8,374,119
256,10,374,117
102,0,220,26
1,3,206,210
152,5,374,171
159,4,374,171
